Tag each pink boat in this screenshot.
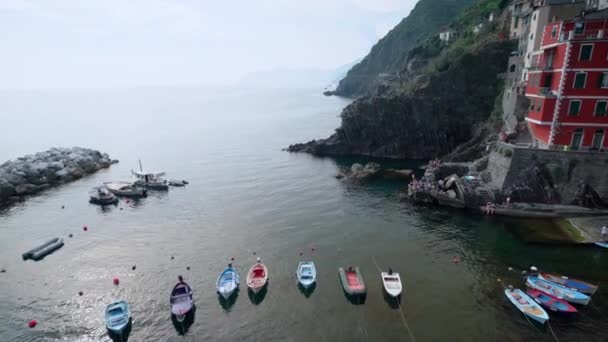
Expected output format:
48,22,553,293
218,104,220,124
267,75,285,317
246,258,268,293
527,289,578,314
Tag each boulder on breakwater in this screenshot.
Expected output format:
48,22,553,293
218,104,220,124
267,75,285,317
0,147,118,205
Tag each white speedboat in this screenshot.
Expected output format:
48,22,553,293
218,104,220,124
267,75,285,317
103,182,147,198
89,186,119,205
381,269,402,298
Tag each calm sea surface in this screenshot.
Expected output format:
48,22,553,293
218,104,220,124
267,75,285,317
0,87,607,342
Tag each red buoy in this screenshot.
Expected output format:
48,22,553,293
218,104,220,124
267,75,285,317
28,320,37,328
113,277,120,285
453,257,460,264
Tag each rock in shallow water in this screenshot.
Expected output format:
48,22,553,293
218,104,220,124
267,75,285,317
0,147,118,206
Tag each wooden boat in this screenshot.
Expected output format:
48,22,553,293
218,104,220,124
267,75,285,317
527,289,578,314
22,238,64,261
296,261,316,289
104,182,147,198
504,288,549,324
246,258,268,294
381,270,402,298
105,300,131,334
89,186,119,205
170,281,194,322
526,277,590,305
538,272,598,295
216,266,239,300
338,266,366,296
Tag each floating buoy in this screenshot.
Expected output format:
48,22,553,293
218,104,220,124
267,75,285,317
299,251,303,256
230,257,235,261
186,266,190,270
68,234,73,238
113,277,120,286
508,267,513,271
338,249,341,254
120,207,123,210
497,278,502,282
170,256,174,260
78,291,83,296
1,268,5,273
83,226,88,232
252,251,256,255
61,205,65,209
132,265,136,270
452,257,460,264
28,320,37,328
311,247,315,252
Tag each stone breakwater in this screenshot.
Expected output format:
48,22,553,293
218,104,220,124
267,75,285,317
0,147,118,205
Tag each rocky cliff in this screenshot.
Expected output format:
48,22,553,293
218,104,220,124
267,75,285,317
332,0,476,98
288,40,515,160
0,147,117,206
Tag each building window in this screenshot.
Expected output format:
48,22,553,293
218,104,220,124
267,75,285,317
573,72,587,89
575,22,585,35
592,129,605,150
551,26,557,38
580,44,593,61
569,100,581,116
599,72,608,88
596,101,607,116
509,64,516,72
530,33,534,41
514,17,519,29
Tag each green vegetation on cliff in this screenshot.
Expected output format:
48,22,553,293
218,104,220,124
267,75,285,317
333,0,476,97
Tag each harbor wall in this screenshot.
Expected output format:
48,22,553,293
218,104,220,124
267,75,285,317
487,142,608,204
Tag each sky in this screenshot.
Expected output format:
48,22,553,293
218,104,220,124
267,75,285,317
0,0,418,89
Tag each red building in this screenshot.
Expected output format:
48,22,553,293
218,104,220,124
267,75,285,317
525,17,608,150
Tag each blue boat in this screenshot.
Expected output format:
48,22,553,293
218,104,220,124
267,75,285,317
595,242,608,249
504,288,549,324
217,266,240,300
526,277,591,305
539,272,598,295
297,261,316,289
105,300,131,334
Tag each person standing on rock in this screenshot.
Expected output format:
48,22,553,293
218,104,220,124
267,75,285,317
602,225,608,241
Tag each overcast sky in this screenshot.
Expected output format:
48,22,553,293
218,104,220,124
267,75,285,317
0,0,417,89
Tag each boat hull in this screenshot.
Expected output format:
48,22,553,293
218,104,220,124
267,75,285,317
339,267,366,296
595,242,608,248
538,272,598,295
297,262,317,289
22,238,64,261
527,289,577,314
381,272,402,298
526,277,590,305
217,267,240,300
505,289,549,324
246,263,269,293
105,301,131,334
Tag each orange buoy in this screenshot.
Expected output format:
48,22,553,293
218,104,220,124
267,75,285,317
113,277,120,285
28,320,37,328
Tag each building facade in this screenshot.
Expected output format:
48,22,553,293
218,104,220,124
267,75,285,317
525,18,608,150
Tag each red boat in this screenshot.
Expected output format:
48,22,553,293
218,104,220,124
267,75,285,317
526,289,578,314
339,266,366,296
246,258,268,294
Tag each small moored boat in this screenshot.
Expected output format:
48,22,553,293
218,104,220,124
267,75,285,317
526,277,591,305
246,258,268,294
89,186,119,205
381,268,402,298
595,242,608,248
538,272,598,295
296,261,316,289
339,266,366,296
22,238,64,261
527,289,578,314
170,276,194,322
132,170,169,190
505,287,549,324
104,182,147,198
217,264,240,300
105,300,131,334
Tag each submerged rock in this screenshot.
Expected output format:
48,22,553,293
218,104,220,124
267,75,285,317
0,147,118,206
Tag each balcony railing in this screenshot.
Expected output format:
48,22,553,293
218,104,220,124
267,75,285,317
538,87,556,97
559,29,605,42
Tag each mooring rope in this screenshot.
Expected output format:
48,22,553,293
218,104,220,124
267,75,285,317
547,321,560,342
371,256,417,342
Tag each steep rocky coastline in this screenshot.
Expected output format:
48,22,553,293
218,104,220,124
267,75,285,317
288,41,515,160
0,147,118,206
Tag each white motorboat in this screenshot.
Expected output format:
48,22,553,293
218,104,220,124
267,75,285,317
132,170,169,190
103,181,147,198
89,186,119,205
381,269,402,298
